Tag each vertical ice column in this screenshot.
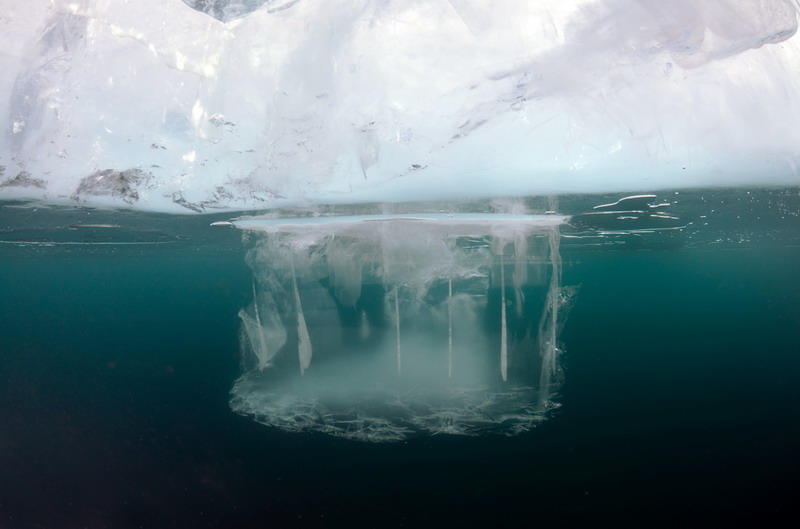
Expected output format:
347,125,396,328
359,310,370,341
290,256,312,375
394,287,402,376
448,277,453,379
514,232,528,317
500,253,508,382
538,224,562,404
251,278,270,371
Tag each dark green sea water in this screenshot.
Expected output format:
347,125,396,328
1,188,799,528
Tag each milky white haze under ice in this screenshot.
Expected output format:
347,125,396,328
1,0,800,212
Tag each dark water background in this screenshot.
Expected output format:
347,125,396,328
1,189,799,528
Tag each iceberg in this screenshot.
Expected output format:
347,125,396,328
1,0,799,212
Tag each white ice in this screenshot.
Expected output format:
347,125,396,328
2,0,800,213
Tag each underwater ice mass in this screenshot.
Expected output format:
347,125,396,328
229,212,574,440
3,1,799,440
1,0,800,211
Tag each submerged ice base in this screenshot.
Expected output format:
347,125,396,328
228,212,574,441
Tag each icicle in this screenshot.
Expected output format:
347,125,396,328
500,253,508,382
538,224,562,404
290,256,312,376
395,287,402,376
252,277,270,371
514,231,527,318
448,277,453,379
359,310,370,341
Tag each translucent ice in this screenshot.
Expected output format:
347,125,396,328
2,0,800,212
229,213,574,441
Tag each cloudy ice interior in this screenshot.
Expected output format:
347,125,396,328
228,212,572,440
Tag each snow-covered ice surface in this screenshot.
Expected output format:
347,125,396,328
2,0,800,213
